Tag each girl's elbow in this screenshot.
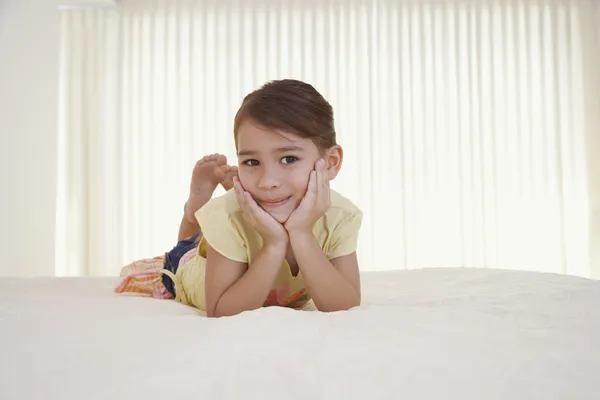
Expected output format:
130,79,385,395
342,292,361,311
320,297,361,312
345,297,361,310
205,300,221,318
207,308,230,318
207,304,230,318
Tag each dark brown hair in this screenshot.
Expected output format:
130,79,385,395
234,79,337,151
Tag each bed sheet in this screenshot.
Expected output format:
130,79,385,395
1,267,599,400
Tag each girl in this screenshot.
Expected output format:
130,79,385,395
116,79,363,317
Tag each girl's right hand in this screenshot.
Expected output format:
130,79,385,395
233,177,288,249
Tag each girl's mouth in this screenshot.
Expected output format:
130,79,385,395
260,196,291,208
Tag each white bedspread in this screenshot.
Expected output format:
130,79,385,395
1,267,599,400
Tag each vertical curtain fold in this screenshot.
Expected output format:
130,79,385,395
57,0,600,277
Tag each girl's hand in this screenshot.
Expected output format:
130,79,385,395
233,176,288,249
284,159,331,235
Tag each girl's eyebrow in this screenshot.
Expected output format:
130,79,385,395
237,146,304,157
276,145,304,153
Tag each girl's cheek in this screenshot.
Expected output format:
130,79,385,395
237,171,250,188
290,168,312,189
240,177,250,189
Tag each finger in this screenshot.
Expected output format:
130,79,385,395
319,159,329,190
234,176,249,196
233,177,245,204
317,158,325,170
244,191,256,206
316,160,330,207
234,178,254,218
249,194,276,225
245,192,266,215
307,170,317,197
244,192,266,220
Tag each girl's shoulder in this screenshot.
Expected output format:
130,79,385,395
197,190,241,219
327,189,362,218
194,190,248,263
323,190,362,234
322,190,363,258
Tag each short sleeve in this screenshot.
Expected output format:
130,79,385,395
326,210,363,260
195,197,248,263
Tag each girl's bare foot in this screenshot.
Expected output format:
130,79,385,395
185,154,228,222
221,165,238,191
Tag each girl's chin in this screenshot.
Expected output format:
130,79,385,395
270,212,292,224
265,207,294,224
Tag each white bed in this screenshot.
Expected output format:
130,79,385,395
1,267,599,400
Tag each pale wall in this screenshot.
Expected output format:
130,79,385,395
0,0,58,276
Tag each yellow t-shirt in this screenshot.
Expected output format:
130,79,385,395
170,189,362,312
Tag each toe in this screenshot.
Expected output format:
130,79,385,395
215,154,227,166
214,165,226,181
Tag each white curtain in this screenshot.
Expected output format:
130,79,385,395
57,0,600,278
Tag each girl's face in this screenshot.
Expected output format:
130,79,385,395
236,120,326,223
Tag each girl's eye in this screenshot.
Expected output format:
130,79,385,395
281,156,298,165
243,159,259,167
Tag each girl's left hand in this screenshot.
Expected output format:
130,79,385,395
284,159,331,235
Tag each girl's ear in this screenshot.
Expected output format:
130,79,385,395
325,145,343,180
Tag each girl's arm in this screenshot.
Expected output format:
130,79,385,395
204,243,285,318
284,160,361,312
289,231,360,312
204,176,289,317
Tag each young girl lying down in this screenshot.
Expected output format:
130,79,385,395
116,79,363,317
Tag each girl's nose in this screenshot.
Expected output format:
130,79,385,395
257,167,281,190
